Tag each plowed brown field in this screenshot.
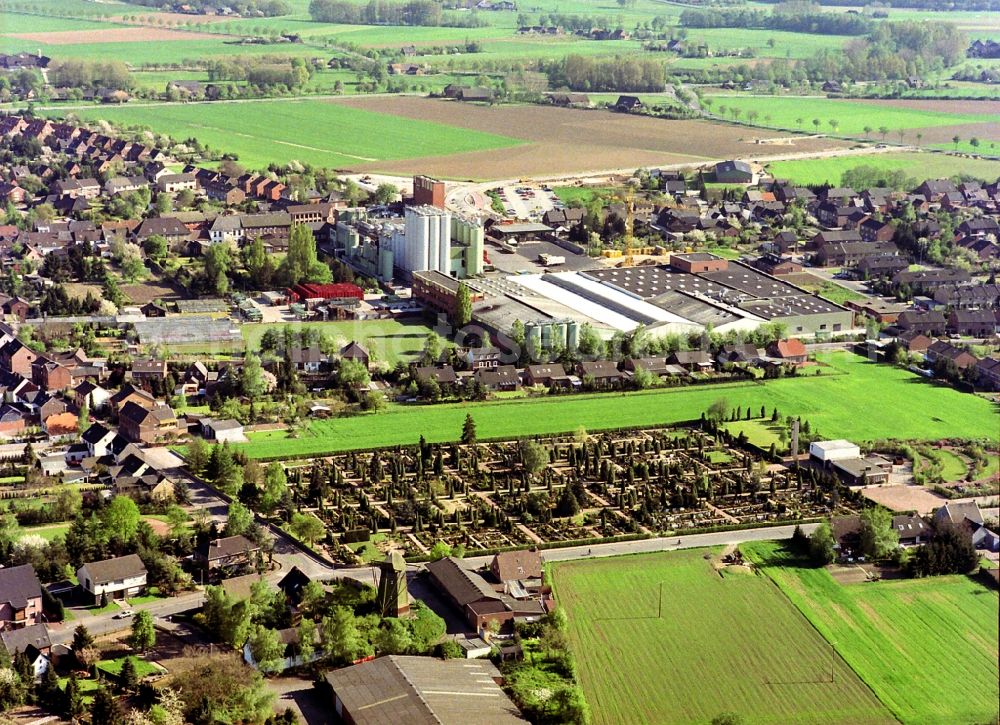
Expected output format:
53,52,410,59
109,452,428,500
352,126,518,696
337,97,851,178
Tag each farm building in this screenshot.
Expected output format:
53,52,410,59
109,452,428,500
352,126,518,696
809,440,861,463
714,160,754,184
324,655,526,724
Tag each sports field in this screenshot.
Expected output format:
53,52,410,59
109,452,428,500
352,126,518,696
551,549,895,725
768,152,1000,186
65,100,523,169
746,542,1000,725
237,352,999,458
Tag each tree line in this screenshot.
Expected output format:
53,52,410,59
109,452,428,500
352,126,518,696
49,59,131,91
546,54,666,92
309,0,486,27
679,7,873,35
120,0,291,15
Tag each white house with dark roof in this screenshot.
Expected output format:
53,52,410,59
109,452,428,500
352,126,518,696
77,554,147,602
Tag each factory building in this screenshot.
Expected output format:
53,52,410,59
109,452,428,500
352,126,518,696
333,207,484,282
390,206,484,279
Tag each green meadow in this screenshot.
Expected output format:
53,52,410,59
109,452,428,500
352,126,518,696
704,95,994,135
552,549,895,725
746,542,999,725
64,99,524,168
768,152,1000,185
237,352,999,458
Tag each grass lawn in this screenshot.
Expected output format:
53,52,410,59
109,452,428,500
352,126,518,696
238,352,998,458
745,542,999,725
924,448,970,482
347,533,387,563
815,281,865,305
63,99,524,170
704,95,994,136
127,586,164,606
57,675,99,703
88,599,120,615
706,450,733,464
552,186,616,206
96,657,160,679
723,418,787,452
551,549,894,725
241,318,444,365
17,523,70,542
767,152,1000,186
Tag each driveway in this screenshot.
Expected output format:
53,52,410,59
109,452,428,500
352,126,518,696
267,677,330,725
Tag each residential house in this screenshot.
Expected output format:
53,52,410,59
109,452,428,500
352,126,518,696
767,339,808,364
668,350,713,372
339,341,370,369
948,309,998,337
975,356,1000,390
473,365,520,391
109,384,156,416
577,360,623,388
0,565,43,631
0,340,38,377
1,624,51,678
130,357,168,383
243,626,322,673
77,554,147,603
490,549,542,584
614,95,642,112
118,402,178,444
524,363,573,389
425,556,545,633
414,365,458,388
195,535,261,575
926,340,978,370
894,515,933,547
156,173,198,193
896,310,947,336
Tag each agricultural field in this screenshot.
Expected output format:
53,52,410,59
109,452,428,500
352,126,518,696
334,96,847,178
52,95,848,179
238,352,999,458
64,99,524,170
704,95,998,140
746,542,1000,725
551,549,895,725
767,152,1000,186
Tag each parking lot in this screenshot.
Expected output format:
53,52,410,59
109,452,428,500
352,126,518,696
491,184,560,220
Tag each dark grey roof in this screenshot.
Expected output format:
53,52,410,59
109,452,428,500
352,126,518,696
426,556,500,606
0,564,42,610
325,655,525,725
79,554,146,585
2,623,50,657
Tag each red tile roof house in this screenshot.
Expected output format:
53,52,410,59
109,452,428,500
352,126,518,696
767,338,808,365
0,564,43,630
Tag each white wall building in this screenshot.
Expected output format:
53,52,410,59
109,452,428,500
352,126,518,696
809,439,861,463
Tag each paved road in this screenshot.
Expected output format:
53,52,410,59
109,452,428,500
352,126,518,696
49,591,206,646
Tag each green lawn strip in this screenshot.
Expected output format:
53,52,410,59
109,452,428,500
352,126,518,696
238,352,998,458
744,542,1000,725
552,186,616,206
57,675,99,703
722,419,787,451
16,523,70,542
815,281,865,305
95,657,160,679
88,600,120,615
551,548,894,725
127,586,165,606
767,152,1000,186
64,99,525,170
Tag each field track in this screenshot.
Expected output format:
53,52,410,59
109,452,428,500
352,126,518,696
10,27,220,44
